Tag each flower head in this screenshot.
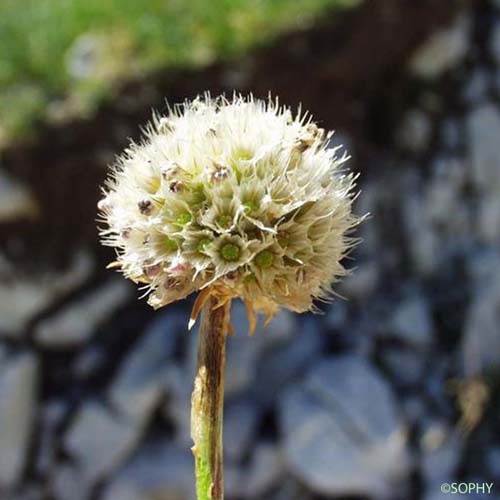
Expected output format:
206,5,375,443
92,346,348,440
99,94,361,326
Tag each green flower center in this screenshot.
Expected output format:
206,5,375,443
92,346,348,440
164,237,178,252
145,176,161,194
176,211,192,225
234,148,253,161
198,238,212,253
255,250,274,268
277,232,290,248
243,200,258,214
221,243,241,262
217,214,232,228
243,273,256,284
191,184,206,205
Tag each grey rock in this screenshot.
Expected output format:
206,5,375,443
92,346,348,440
244,444,285,498
420,422,463,486
397,109,432,153
162,364,192,447
486,447,500,478
252,317,321,408
478,194,500,243
466,247,500,283
425,158,466,226
339,260,379,299
35,279,131,346
73,346,105,379
0,250,93,337
468,104,500,190
280,356,409,498
225,303,296,398
401,396,427,427
51,464,90,500
324,301,348,331
0,353,38,488
36,399,68,475
3,486,43,500
491,23,500,65
382,347,426,388
495,66,500,96
412,224,441,275
389,295,434,348
462,277,500,370
404,193,441,275
109,310,184,422
462,68,489,104
266,479,314,500
354,180,380,256
424,363,455,418
64,401,141,484
426,192,470,251
102,441,195,500
0,343,7,365
257,306,296,343
224,398,260,462
444,204,471,246
409,14,469,79
224,330,263,397
226,444,285,498
0,169,38,222
440,119,462,150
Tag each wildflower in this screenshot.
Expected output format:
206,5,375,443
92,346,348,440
99,94,361,325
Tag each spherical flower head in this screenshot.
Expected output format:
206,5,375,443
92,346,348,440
98,94,361,326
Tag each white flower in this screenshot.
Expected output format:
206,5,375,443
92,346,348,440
99,94,361,327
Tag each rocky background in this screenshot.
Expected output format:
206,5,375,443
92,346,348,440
1,1,500,499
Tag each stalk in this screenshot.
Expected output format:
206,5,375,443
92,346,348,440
191,293,230,500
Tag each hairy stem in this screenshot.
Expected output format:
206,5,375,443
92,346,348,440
191,294,230,500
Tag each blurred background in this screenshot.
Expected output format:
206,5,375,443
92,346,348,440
1,0,499,499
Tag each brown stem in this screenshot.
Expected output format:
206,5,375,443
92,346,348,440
191,294,230,500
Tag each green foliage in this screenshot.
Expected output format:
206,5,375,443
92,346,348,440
0,0,357,144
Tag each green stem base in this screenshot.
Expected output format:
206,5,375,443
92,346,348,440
191,294,230,500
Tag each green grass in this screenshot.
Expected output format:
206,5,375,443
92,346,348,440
0,0,357,145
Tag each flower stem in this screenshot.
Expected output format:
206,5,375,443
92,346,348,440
191,294,230,500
